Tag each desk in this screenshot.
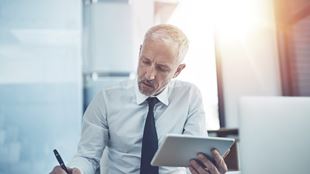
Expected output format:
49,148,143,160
227,171,240,174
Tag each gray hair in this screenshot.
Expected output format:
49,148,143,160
143,24,189,62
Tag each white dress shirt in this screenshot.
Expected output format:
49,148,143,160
68,79,207,174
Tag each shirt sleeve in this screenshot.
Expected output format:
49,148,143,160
183,85,207,136
68,90,109,174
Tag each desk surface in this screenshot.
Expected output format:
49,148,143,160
227,171,240,174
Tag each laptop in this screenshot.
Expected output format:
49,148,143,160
238,97,310,174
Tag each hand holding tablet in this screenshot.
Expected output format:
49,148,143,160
151,134,235,167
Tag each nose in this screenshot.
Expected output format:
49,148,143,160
145,66,156,80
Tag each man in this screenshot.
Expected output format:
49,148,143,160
50,24,227,174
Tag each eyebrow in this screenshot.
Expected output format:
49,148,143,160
141,56,170,69
141,56,151,61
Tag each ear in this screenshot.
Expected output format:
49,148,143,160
139,44,142,56
173,64,186,78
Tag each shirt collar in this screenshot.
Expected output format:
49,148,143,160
135,80,169,106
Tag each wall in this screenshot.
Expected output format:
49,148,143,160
0,0,82,173
83,0,153,74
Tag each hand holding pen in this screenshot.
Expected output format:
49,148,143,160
50,149,81,174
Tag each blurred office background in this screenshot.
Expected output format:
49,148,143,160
0,0,310,173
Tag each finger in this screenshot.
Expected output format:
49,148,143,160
212,149,228,174
190,159,209,174
71,168,81,174
51,166,67,174
197,153,220,174
189,166,199,174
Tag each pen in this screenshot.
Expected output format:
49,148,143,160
53,149,69,174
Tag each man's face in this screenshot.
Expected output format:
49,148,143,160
137,39,185,96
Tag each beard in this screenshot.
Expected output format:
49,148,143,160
138,78,169,96
138,79,157,96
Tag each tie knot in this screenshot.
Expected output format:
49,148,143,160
147,97,158,108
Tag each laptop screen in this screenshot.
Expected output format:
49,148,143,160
238,97,310,174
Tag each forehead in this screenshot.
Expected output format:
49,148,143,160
141,38,179,64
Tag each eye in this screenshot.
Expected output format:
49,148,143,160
157,65,170,72
141,58,151,65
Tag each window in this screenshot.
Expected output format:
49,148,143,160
154,0,220,129
275,0,310,96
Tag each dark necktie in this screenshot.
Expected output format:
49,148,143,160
140,97,159,174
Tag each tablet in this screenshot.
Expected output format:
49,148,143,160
151,134,235,167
